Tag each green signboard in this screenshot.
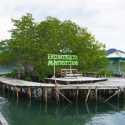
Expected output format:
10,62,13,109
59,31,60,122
48,54,78,66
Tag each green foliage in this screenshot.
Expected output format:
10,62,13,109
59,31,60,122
0,40,13,65
5,70,17,78
97,70,113,77
0,13,108,81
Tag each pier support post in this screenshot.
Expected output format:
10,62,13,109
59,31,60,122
104,89,120,103
54,83,60,104
95,88,98,102
85,89,91,103
44,88,48,105
28,87,32,103
59,90,72,104
76,89,79,103
16,87,20,103
56,90,60,104
12,87,15,96
40,88,43,101
2,84,5,96
117,88,120,111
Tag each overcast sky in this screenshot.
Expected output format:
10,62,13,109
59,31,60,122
0,0,125,50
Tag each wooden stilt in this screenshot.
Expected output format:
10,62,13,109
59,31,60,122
28,88,32,98
104,89,120,103
40,88,43,101
28,87,32,103
95,88,98,102
85,89,91,103
16,88,19,98
16,87,20,103
73,90,76,100
8,86,11,97
58,91,72,104
117,89,120,111
1,76,125,104
12,87,15,96
56,91,60,104
55,86,60,104
44,88,48,113
44,88,48,104
95,88,98,113
76,89,79,103
2,84,5,96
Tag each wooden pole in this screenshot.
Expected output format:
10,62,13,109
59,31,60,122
95,88,98,102
16,87,19,98
54,80,60,104
117,89,120,111
8,86,11,97
58,91,72,104
16,87,20,103
53,60,56,78
104,89,120,103
40,88,43,101
28,87,32,102
44,88,48,104
76,89,79,103
56,90,60,104
12,87,15,96
85,89,91,103
2,84,5,96
44,88,48,113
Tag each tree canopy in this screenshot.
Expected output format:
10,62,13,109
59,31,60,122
0,13,108,81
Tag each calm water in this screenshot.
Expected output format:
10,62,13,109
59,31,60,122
0,96,125,125
0,67,13,75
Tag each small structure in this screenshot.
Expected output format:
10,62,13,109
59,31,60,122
46,69,107,84
48,54,78,77
60,69,82,77
46,76,107,84
107,49,125,76
47,54,107,84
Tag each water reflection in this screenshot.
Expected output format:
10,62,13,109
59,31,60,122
0,97,8,125
1,97,125,125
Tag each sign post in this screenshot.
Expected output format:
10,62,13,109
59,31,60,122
54,59,56,78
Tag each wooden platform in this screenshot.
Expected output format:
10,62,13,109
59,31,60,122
0,77,54,87
0,77,125,103
46,77,107,84
58,78,125,90
0,77,125,90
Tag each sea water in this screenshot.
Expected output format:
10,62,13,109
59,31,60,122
0,96,125,125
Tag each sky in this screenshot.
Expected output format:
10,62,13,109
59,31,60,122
0,0,125,50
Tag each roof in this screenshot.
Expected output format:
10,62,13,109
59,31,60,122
107,50,125,59
107,48,117,55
